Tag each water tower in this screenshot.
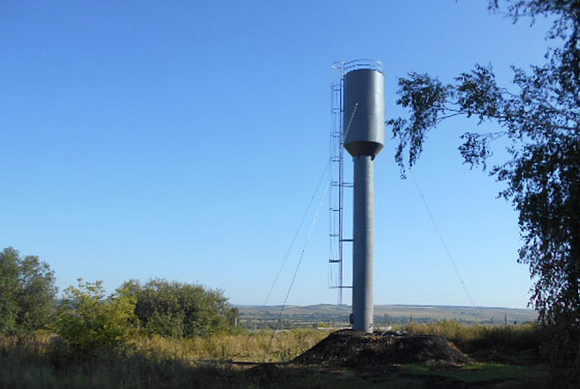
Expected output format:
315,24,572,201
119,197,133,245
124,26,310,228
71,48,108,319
342,61,385,333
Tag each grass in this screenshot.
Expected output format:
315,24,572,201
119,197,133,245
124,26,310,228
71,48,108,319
404,320,542,363
404,319,539,342
0,329,333,389
0,323,549,388
404,363,549,388
132,328,331,363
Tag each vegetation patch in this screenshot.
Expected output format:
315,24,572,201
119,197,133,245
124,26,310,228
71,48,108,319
0,327,550,389
403,363,549,388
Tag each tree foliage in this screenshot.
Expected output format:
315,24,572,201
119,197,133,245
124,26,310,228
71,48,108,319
388,0,579,384
119,279,238,338
0,247,57,333
55,277,238,354
56,279,136,354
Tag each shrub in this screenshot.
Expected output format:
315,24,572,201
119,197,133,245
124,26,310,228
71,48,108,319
56,279,136,354
119,279,239,338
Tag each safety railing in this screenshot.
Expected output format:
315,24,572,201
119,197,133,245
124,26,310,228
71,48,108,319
332,59,384,74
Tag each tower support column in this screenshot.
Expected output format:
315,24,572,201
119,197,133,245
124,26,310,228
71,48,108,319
352,154,374,333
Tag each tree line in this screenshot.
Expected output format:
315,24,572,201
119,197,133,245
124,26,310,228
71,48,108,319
0,247,239,352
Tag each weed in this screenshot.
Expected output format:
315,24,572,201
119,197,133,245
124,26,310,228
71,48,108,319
0,325,548,388
404,320,541,363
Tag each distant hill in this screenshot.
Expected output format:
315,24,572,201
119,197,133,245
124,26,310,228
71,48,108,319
236,304,537,328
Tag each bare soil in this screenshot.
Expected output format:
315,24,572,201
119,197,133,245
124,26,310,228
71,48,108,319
293,329,472,367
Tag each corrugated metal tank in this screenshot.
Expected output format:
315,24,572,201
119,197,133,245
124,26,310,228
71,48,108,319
343,69,385,158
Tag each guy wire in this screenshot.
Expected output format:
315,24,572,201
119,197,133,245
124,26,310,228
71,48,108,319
409,170,478,314
268,182,329,355
264,160,330,305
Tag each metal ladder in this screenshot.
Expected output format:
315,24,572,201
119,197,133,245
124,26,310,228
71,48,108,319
329,66,353,305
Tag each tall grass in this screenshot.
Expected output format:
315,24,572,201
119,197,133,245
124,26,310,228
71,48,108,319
0,329,332,389
0,324,543,388
133,328,331,363
404,320,541,362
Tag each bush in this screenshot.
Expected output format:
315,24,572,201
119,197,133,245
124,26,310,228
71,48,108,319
56,280,136,355
120,279,239,338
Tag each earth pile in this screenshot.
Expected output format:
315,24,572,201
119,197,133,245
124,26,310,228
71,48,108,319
293,330,471,367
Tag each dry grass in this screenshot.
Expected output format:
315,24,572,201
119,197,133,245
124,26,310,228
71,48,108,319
132,328,332,363
404,320,538,342
0,329,333,389
404,320,541,363
0,324,546,388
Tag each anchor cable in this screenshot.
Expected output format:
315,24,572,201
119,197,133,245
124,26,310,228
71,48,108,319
409,170,477,311
264,161,330,305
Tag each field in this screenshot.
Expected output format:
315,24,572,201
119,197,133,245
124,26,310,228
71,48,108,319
237,304,539,329
0,321,549,388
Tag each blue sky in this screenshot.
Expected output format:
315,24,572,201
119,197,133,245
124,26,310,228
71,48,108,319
2,1,551,309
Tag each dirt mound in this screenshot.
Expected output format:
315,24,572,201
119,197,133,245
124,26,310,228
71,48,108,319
293,330,472,367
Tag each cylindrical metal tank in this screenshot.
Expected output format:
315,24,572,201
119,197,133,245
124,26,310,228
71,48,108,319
343,69,385,159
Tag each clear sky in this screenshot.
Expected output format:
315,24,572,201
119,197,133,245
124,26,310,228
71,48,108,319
2,0,552,309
